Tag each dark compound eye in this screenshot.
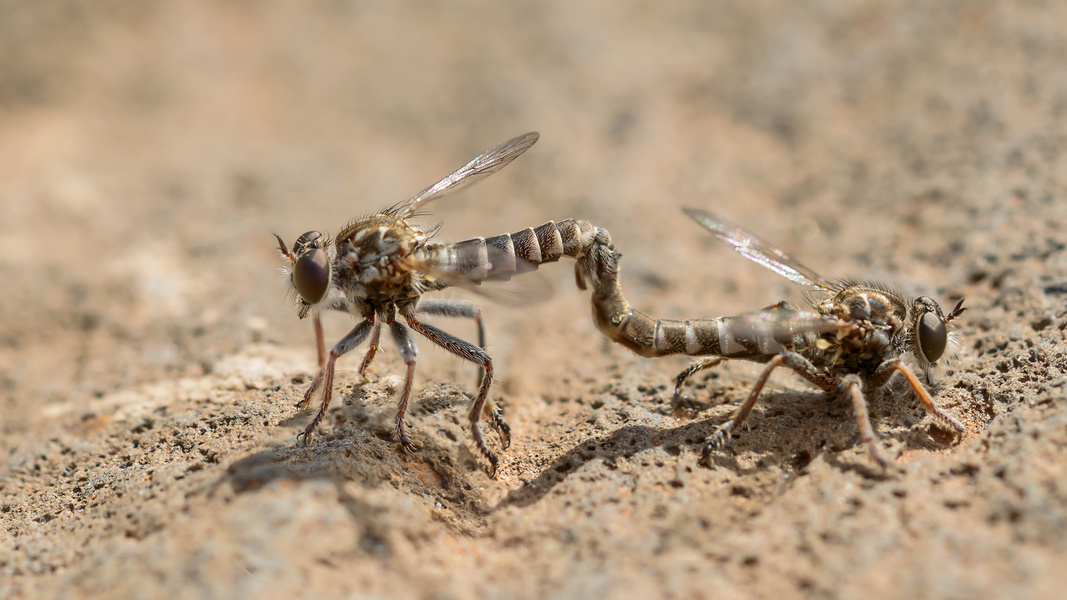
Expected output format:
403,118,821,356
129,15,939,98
916,311,948,363
293,247,331,305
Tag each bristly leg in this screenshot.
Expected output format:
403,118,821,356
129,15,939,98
297,319,374,446
416,298,487,388
673,357,725,402
405,315,501,477
389,321,423,451
483,398,511,449
415,300,508,447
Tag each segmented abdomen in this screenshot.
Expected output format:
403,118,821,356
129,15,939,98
589,244,816,362
434,219,601,281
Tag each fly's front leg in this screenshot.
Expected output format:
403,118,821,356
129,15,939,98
415,298,488,388
405,315,503,477
843,374,889,468
872,358,966,434
298,318,375,446
311,297,349,368
701,350,833,466
313,313,325,368
389,321,423,452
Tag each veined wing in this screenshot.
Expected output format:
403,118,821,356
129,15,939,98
683,207,836,290
390,132,539,218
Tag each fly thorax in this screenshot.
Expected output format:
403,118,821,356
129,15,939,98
334,217,426,288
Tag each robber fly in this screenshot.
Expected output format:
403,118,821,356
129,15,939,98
275,132,607,476
586,207,967,468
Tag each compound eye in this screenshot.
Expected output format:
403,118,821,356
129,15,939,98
916,311,948,363
293,247,331,304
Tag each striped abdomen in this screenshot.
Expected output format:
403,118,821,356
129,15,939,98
589,244,821,362
431,219,601,282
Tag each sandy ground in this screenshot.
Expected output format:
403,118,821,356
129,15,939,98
2,1,1067,598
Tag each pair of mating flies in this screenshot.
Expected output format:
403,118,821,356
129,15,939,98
275,132,967,476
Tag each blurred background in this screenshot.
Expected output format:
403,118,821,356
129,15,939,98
3,1,1067,597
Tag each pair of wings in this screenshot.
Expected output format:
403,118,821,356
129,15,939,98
377,132,843,316
386,132,552,306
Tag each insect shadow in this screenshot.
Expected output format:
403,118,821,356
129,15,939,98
498,386,953,509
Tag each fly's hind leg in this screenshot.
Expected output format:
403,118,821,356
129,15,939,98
414,299,508,446
405,315,502,477
416,299,486,348
674,358,726,403
701,350,834,467
389,321,423,452
298,317,375,447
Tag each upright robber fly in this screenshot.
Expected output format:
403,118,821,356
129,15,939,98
276,132,608,476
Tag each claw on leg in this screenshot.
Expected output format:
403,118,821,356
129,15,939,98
891,361,966,434
483,398,512,449
297,319,374,448
698,353,825,467
700,422,735,466
406,315,502,477
389,322,424,453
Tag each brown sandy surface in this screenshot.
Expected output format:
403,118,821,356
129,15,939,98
2,2,1067,598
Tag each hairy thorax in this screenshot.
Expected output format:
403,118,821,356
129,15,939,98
812,286,909,376
333,214,429,313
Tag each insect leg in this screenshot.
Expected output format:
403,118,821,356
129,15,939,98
843,374,889,468
358,323,383,380
872,358,965,433
701,351,832,466
298,318,375,446
416,299,486,348
410,299,509,441
405,315,504,477
389,321,423,452
673,358,726,401
311,297,349,368
415,298,487,389
313,313,325,368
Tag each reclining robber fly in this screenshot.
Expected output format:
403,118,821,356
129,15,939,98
587,207,967,467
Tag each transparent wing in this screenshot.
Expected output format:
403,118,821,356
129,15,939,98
407,263,554,307
390,132,540,218
730,308,847,342
683,207,836,290
401,241,554,307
